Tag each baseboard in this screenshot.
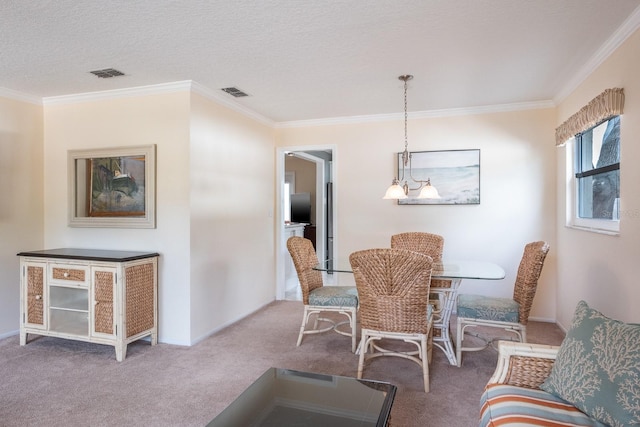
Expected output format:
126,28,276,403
528,316,555,323
0,329,19,340
190,299,277,346
529,316,568,334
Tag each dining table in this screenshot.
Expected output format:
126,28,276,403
314,259,506,366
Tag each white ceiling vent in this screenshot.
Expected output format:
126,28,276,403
89,68,125,78
221,87,249,97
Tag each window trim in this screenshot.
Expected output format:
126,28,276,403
565,138,620,235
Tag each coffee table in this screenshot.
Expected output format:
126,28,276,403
207,368,396,426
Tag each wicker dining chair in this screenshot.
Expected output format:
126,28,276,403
390,232,451,288
287,236,358,352
455,241,550,367
391,232,451,354
349,248,434,392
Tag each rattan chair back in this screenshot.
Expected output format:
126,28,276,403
349,248,433,334
287,236,323,305
391,232,450,288
390,232,444,260
512,241,550,325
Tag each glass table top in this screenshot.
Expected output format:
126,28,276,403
207,368,396,427
315,259,505,280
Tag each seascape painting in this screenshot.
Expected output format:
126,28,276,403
398,149,480,205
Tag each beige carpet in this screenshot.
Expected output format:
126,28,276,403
0,301,565,426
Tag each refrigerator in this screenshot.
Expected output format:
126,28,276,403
326,181,334,273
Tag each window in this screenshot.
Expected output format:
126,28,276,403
570,116,620,232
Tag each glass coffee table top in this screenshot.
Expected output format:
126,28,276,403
207,368,396,427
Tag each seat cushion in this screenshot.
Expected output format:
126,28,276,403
480,384,606,427
457,294,519,322
309,286,358,307
540,300,640,426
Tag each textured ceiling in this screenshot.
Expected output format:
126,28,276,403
2,0,639,123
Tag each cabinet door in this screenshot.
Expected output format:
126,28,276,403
23,262,46,329
91,267,116,338
124,262,156,338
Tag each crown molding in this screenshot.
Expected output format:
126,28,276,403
0,87,42,105
275,100,555,128
189,81,274,127
410,100,555,118
42,81,193,105
0,80,555,129
555,5,640,103
39,80,275,127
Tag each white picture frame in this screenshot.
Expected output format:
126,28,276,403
68,144,156,228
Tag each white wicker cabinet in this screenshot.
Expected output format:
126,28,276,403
19,248,159,361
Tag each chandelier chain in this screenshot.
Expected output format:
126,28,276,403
404,79,408,151
383,74,440,200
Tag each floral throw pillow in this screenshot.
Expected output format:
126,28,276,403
540,300,640,426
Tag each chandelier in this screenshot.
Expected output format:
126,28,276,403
383,75,440,200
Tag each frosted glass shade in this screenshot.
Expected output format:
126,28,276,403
383,184,408,199
417,184,441,199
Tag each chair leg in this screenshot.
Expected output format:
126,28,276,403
350,307,357,353
455,318,527,367
357,332,368,380
297,306,310,347
421,336,429,393
456,317,463,367
427,327,433,364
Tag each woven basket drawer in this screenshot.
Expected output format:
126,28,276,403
49,264,89,286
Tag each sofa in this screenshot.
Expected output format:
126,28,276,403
479,301,640,427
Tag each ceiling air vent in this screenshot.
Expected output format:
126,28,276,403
89,68,125,78
221,87,249,97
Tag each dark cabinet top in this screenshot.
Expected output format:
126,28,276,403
17,248,159,262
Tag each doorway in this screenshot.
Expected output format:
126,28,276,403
276,145,337,300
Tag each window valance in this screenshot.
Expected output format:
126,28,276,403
555,88,624,146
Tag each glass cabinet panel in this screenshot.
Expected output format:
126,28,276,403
49,286,89,336
50,286,88,311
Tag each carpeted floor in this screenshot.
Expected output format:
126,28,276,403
0,301,565,426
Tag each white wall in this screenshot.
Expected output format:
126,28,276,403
0,96,44,338
555,28,640,328
43,91,193,344
277,107,558,321
189,93,276,343
3,86,277,346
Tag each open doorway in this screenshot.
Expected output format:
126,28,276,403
276,146,337,300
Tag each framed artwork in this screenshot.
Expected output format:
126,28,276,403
89,155,145,217
68,145,156,228
398,149,480,205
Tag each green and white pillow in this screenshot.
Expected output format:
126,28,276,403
540,300,640,426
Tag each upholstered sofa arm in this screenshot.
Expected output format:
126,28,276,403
487,341,559,389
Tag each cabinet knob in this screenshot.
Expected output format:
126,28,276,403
63,272,69,278
35,295,42,300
